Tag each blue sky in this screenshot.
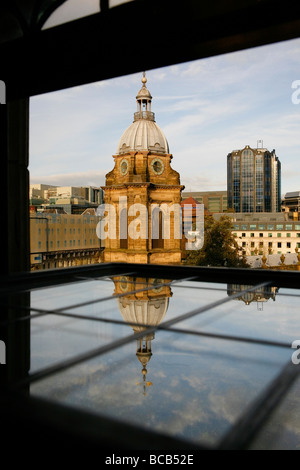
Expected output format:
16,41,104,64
29,36,300,195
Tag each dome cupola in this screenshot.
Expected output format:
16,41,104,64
116,72,169,155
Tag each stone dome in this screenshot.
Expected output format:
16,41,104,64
116,72,169,155
117,297,169,334
117,119,169,155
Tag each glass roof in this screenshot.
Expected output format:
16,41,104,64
4,268,299,449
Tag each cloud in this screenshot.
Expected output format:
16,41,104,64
30,170,107,188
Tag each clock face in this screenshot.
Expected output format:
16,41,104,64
151,158,164,175
119,276,129,292
120,158,129,175
151,278,164,293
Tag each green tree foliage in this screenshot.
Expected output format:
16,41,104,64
185,215,249,267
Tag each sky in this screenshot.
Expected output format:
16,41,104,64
29,36,300,195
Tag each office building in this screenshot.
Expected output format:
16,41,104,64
30,212,101,270
182,190,227,213
214,211,300,268
29,184,103,213
281,191,300,214
227,145,281,213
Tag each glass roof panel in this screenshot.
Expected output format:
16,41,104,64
7,272,299,449
30,328,292,447
173,284,300,345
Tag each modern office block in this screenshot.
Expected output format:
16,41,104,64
227,145,281,213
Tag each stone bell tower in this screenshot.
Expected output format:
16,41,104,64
113,275,172,395
102,73,184,264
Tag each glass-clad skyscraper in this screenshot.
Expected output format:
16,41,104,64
227,145,281,213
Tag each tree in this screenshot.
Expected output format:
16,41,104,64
185,215,249,267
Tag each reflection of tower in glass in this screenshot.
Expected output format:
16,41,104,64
227,284,279,310
114,276,172,395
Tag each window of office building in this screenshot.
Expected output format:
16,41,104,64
255,154,264,212
241,149,254,213
208,197,221,212
232,156,240,212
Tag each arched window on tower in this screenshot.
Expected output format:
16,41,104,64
119,208,128,249
152,207,164,249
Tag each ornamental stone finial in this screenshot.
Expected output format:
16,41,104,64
141,71,147,86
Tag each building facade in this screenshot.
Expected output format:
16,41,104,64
30,212,101,270
227,145,281,213
182,190,227,214
102,73,184,264
29,184,103,213
214,211,300,268
281,191,300,214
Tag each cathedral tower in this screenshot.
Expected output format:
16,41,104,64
102,73,184,264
